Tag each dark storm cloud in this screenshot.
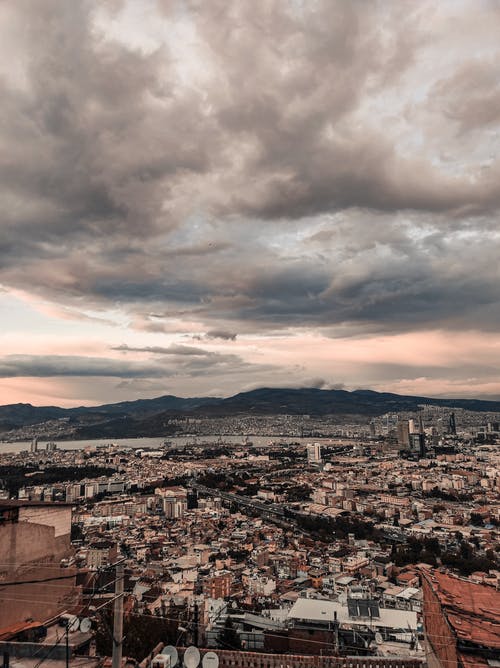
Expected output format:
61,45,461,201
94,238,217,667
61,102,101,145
191,329,238,341
110,343,276,380
171,0,500,219
170,223,500,333
1,0,500,339
0,348,274,380
112,344,210,355
0,0,213,249
0,355,162,378
205,330,237,341
111,343,244,360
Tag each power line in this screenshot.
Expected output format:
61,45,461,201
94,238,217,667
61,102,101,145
0,573,79,587
2,579,482,644
0,598,469,648
0,563,81,569
0,582,121,604
29,564,124,668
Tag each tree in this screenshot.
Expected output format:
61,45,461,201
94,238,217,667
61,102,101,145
423,537,441,556
286,484,312,501
470,513,484,526
218,617,241,650
71,523,84,542
95,604,188,661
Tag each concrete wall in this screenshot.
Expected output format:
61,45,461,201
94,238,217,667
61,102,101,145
0,519,70,569
0,507,78,630
18,506,71,538
208,653,423,668
143,647,424,668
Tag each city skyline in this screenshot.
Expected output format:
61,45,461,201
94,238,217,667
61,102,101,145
1,0,500,407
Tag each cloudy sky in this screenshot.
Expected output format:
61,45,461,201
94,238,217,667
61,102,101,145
1,0,499,407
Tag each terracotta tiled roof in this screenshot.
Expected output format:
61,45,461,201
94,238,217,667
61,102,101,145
426,570,500,648
458,652,489,668
0,620,45,640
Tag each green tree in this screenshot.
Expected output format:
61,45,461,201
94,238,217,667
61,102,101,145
95,604,188,661
218,617,241,650
71,523,84,542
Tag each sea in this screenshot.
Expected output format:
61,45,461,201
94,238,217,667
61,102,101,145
0,435,321,455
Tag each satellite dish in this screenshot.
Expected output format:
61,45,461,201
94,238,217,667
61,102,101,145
68,616,80,632
80,618,92,633
202,653,219,668
161,646,178,668
375,632,383,645
183,646,200,668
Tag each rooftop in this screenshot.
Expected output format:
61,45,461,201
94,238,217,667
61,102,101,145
424,570,500,649
288,597,417,631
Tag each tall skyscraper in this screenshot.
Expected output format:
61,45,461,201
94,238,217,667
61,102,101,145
448,412,457,435
418,414,424,434
396,420,410,448
410,432,426,458
30,437,38,453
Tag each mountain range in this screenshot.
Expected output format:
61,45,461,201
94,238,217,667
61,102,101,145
1,387,499,439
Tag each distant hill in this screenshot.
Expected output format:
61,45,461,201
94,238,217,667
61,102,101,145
193,387,500,416
0,403,68,427
1,387,499,438
0,395,219,428
70,394,219,417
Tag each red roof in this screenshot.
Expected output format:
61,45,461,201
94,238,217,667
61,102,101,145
0,620,45,641
458,652,490,668
425,570,500,649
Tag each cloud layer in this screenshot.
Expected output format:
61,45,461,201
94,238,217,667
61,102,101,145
0,0,499,404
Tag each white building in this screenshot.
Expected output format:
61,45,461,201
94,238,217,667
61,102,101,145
307,442,322,464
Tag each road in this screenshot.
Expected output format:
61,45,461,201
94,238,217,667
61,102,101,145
190,480,408,545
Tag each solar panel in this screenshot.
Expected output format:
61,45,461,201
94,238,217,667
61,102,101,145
369,600,380,618
358,600,369,617
347,597,380,618
347,599,358,617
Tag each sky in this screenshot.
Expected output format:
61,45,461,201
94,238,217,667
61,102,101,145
1,0,500,407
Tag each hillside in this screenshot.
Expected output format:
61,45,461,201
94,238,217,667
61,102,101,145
1,387,499,439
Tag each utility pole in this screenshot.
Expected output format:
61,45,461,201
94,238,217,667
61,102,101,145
192,600,199,647
112,562,124,668
65,624,69,668
333,610,339,656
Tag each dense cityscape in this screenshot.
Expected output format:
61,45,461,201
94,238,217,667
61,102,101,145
0,401,498,668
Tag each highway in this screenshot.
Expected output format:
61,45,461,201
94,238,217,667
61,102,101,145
190,480,407,544
190,481,287,520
